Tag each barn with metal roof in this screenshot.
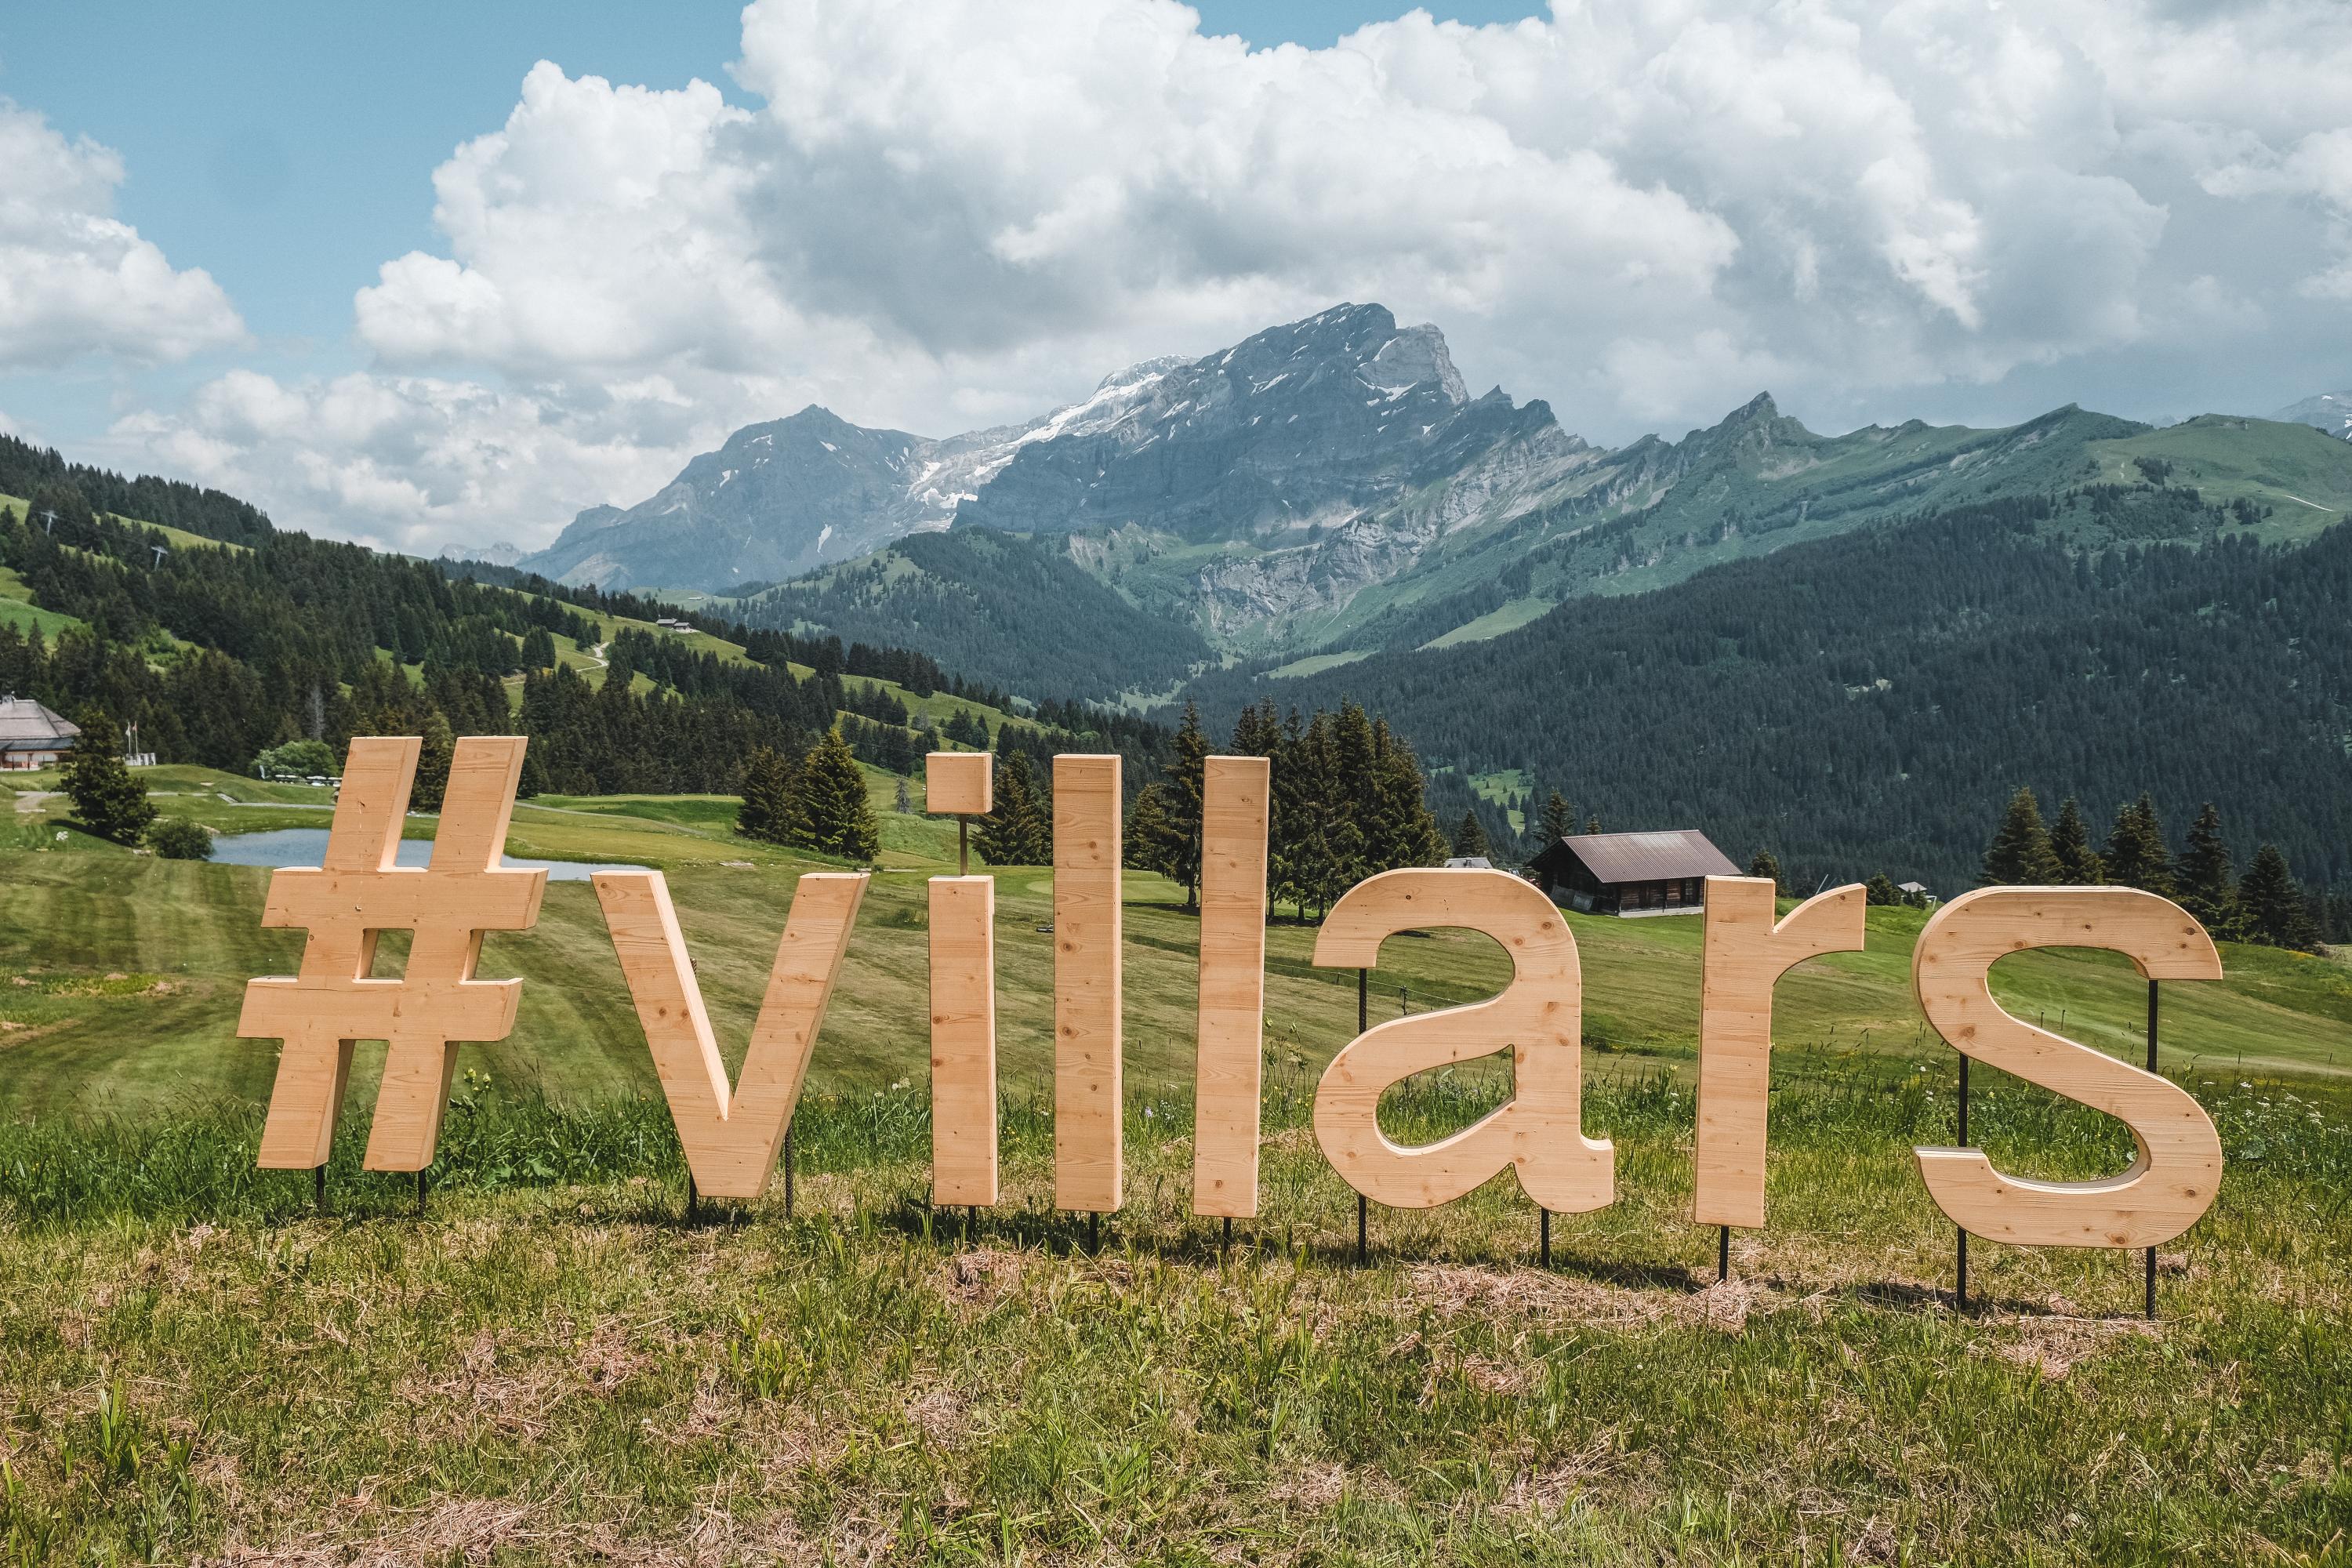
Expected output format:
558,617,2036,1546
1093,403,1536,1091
1527,829,1740,916
0,696,80,771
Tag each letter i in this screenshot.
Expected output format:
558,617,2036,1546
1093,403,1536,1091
926,752,997,1205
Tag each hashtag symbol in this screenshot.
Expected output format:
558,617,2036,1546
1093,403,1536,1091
238,735,546,1173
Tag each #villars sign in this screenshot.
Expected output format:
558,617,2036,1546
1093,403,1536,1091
239,735,2226,1257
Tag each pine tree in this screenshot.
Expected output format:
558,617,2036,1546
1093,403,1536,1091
2049,797,2104,884
1584,815,1600,836
1451,810,1490,858
1537,790,1574,847
1125,782,1177,874
794,724,880,862
893,776,913,815
412,710,455,812
62,710,155,844
1981,786,2062,884
520,626,557,670
1746,849,1782,891
2104,793,2174,895
2177,802,2239,935
1865,873,1900,906
1166,699,1212,909
736,745,797,844
2238,844,2317,950
975,750,1050,866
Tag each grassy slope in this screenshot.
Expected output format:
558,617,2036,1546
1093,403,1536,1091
2,1058,2348,1561
2,777,2346,1119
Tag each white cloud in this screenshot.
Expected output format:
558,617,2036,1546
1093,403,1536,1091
106,0,2352,553
0,100,245,368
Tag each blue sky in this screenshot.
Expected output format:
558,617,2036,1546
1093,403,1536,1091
0,0,2343,554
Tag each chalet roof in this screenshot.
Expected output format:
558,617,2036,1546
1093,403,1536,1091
0,696,80,753
1553,829,1738,885
1896,880,1929,894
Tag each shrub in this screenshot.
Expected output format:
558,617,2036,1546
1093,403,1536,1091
147,817,214,861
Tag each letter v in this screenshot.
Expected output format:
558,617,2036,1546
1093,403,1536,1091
593,869,869,1199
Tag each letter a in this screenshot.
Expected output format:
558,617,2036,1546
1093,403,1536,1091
593,868,868,1200
1913,886,2223,1247
1693,877,1865,1229
1312,868,1610,1211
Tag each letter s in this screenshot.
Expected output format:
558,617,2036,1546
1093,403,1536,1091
1913,886,2223,1248
1312,868,1611,1212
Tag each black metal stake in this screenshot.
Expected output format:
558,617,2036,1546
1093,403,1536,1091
685,1174,698,1224
1088,1210,1100,1253
1222,1215,1232,1254
414,1167,427,1214
2146,979,2159,1321
1956,1053,1970,1312
783,1123,795,1218
1356,971,1370,1269
314,1163,326,1210
959,817,970,877
1719,1225,1730,1284
1540,1208,1552,1269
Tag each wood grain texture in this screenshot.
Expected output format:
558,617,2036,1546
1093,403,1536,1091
1192,756,1270,1218
240,735,546,1173
1053,755,1123,1213
929,875,998,1206
925,752,993,816
1312,867,1612,1212
1693,878,1866,1229
1912,885,2224,1247
593,868,869,1200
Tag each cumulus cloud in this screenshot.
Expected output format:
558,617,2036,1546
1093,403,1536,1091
0,100,245,368
107,0,2352,551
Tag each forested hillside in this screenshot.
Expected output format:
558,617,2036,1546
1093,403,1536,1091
1186,502,2352,902
0,465,1172,802
737,528,1212,702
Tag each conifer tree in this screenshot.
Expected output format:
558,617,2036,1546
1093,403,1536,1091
2049,797,2104,884
1982,786,2062,884
411,710,455,812
1584,815,1600,836
2178,802,2239,935
795,724,880,862
893,776,913,815
975,750,1050,866
1746,849,1782,891
2238,844,2317,950
1125,782,1177,874
2104,793,2174,894
1537,790,1574,848
1165,700,1212,909
62,710,154,844
1451,810,1490,858
1865,873,1900,906
736,745,797,843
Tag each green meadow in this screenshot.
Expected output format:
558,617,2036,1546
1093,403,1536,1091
2,768,2350,1562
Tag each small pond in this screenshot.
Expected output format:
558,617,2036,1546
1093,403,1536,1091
209,828,648,884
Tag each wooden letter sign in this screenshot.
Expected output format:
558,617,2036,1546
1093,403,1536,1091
1312,868,1612,1211
1693,877,1866,1229
1913,886,2224,1247
927,749,998,1205
241,735,545,1173
594,868,868,1200
1192,756,1272,1218
1054,755,1123,1214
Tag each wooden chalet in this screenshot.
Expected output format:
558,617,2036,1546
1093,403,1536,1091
0,696,80,770
1528,829,1740,916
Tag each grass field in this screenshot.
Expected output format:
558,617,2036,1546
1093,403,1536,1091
4,775,2350,1561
